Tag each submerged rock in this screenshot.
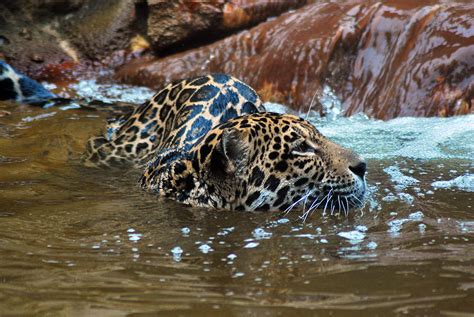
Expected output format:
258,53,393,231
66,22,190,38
115,1,473,119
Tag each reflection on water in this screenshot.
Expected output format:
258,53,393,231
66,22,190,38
0,93,473,315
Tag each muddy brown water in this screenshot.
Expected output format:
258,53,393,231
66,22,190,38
0,99,473,316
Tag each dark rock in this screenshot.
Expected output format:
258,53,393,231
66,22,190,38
0,0,305,83
1,0,86,20
116,1,473,119
61,0,137,60
0,3,75,75
0,0,142,77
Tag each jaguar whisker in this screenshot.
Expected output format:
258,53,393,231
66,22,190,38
303,191,329,220
322,188,333,216
285,189,315,215
344,196,350,216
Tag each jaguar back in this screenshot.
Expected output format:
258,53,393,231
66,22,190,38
84,74,264,167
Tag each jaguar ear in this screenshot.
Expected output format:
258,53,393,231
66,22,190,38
217,128,249,175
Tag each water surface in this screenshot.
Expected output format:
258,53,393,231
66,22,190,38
0,83,473,316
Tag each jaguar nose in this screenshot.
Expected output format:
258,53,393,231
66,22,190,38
349,161,367,179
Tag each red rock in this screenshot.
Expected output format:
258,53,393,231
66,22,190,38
115,1,473,119
338,2,474,118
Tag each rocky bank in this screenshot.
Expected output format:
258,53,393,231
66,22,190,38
1,0,472,119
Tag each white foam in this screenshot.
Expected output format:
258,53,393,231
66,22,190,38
383,166,419,190
387,212,425,235
311,114,474,160
71,80,154,104
432,174,474,192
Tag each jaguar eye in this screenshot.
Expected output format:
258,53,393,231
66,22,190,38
292,141,317,156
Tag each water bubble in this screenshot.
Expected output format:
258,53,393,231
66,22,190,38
337,231,365,244
243,242,259,249
217,227,234,236
367,241,378,250
252,228,272,240
418,224,427,233
382,194,398,202
383,166,419,189
398,193,414,205
283,232,318,239
128,233,142,242
409,211,424,221
387,219,410,234
459,221,474,233
171,246,183,261
198,244,212,254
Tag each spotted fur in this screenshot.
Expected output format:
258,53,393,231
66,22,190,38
84,74,264,167
139,112,367,212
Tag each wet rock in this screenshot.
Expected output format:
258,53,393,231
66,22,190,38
147,0,308,53
0,0,306,85
1,0,86,19
0,0,142,78
116,1,473,119
0,3,74,76
337,2,474,118
61,0,137,60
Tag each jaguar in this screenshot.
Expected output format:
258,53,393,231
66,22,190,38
1,61,367,214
